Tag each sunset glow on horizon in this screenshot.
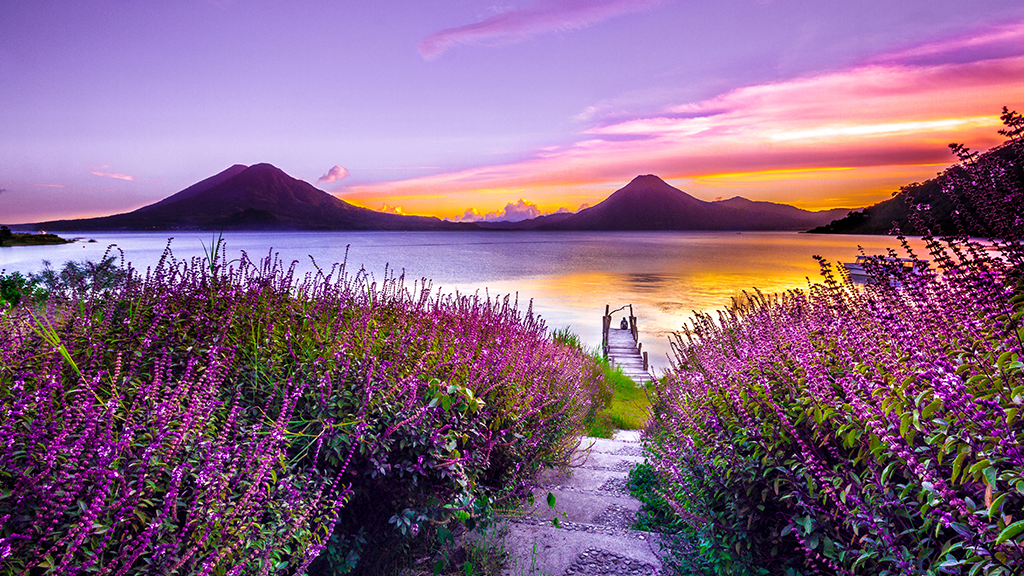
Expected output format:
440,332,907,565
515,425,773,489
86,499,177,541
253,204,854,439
2,1,1023,223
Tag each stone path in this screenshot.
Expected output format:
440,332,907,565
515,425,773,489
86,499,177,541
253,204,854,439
502,431,661,575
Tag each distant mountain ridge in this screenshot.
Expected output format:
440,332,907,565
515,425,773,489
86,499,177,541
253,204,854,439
33,164,464,231
533,175,850,231
24,167,852,232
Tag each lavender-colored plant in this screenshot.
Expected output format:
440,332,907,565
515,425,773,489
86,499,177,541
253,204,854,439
1,240,606,575
644,112,1024,575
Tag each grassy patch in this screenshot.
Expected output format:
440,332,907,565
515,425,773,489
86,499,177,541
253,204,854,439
584,360,652,438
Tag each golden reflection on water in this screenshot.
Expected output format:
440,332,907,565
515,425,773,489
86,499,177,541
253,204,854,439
458,232,927,372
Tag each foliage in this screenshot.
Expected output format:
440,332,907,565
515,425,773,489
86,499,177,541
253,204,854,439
627,462,678,533
586,360,652,438
0,271,46,307
548,329,615,438
1,252,128,307
31,253,130,298
644,112,1024,575
0,231,73,247
0,243,605,575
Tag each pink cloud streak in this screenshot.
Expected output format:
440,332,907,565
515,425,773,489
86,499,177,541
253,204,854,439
90,171,139,181
419,0,665,59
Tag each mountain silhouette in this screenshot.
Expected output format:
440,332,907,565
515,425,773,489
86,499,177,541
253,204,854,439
540,175,849,230
26,168,853,232
33,164,464,231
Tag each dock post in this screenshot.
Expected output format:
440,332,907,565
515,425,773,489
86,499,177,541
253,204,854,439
643,351,649,371
602,304,611,356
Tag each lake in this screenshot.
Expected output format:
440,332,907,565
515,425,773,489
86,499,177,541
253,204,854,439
0,230,923,371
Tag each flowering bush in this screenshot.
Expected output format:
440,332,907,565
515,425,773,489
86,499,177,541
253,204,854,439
645,112,1024,575
0,245,607,575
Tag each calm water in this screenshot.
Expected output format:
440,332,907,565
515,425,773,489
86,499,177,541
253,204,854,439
1,231,924,371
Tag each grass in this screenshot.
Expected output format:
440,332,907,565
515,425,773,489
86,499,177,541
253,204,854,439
584,359,652,438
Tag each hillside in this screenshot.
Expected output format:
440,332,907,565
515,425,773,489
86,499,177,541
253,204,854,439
809,143,1023,236
539,175,849,231
32,164,465,231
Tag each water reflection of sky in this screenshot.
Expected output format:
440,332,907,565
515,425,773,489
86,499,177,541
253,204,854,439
1,231,926,372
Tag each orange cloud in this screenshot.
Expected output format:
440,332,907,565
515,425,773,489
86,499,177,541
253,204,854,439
379,202,406,215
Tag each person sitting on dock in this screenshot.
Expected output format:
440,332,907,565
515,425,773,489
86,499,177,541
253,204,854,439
620,317,628,330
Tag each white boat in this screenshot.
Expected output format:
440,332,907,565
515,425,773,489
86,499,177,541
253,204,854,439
841,255,924,284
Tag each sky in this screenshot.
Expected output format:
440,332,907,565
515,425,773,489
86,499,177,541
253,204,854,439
2,0,1023,224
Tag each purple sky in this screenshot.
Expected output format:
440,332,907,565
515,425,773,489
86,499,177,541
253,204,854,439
2,0,1023,223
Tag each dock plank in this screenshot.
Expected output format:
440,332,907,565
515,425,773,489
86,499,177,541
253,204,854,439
605,328,652,383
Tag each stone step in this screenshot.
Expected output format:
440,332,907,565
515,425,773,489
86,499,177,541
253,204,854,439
503,521,661,576
535,467,629,494
580,437,645,457
523,488,638,526
502,432,657,575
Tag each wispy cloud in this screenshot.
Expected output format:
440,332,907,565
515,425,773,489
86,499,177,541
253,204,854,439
419,0,665,60
877,19,1024,67
317,165,350,185
90,170,139,181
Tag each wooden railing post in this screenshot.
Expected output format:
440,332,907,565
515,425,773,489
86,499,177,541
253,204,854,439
602,304,611,356
643,351,649,371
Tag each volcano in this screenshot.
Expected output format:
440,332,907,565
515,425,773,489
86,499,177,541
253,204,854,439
33,164,462,231
542,175,850,231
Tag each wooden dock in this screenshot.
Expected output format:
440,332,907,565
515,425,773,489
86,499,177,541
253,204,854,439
601,305,653,384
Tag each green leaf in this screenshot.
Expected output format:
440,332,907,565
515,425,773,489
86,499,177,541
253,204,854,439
951,450,969,484
881,462,897,484
983,467,998,490
968,459,992,477
994,520,1024,545
547,492,556,509
899,412,912,438
989,493,1007,521
433,558,445,575
552,517,561,528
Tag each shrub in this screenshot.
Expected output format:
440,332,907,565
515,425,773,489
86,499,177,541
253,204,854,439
644,112,1024,575
0,244,605,575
